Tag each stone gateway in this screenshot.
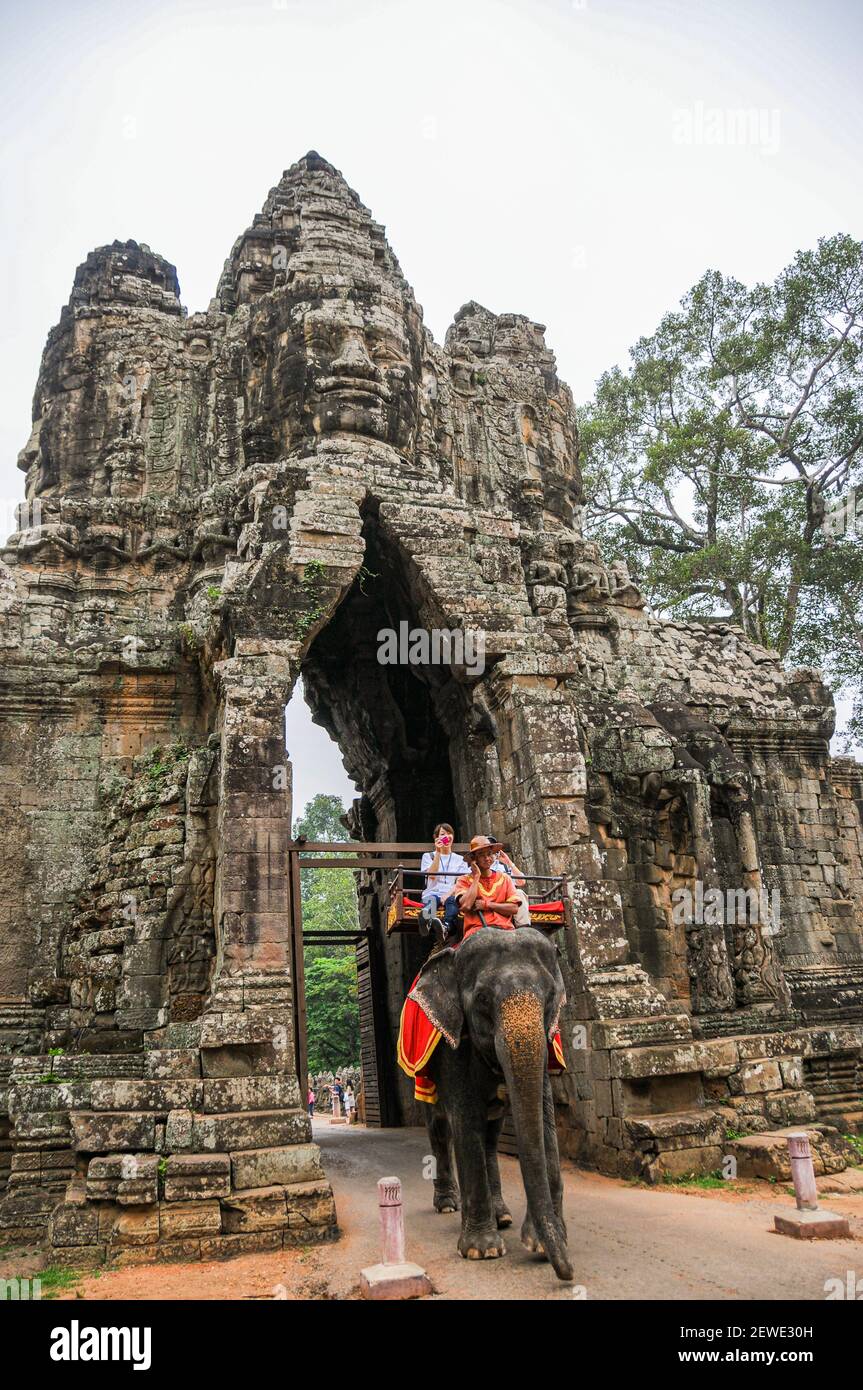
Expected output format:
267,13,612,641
0,153,861,1263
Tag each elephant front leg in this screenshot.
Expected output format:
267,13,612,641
427,1107,459,1213
485,1114,513,1229
521,1076,567,1256
450,1104,507,1261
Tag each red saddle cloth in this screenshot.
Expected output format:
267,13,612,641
397,960,566,1105
400,895,565,923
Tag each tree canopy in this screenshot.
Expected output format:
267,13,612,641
304,954,360,1074
579,233,863,744
294,794,361,1073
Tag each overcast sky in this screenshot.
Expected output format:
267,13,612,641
2,0,861,809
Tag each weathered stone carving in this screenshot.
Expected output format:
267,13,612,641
607,559,645,608
568,550,612,614
0,151,861,1256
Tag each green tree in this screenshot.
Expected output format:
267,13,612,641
294,791,350,897
294,791,349,842
301,869,361,958
293,794,361,1067
294,793,359,954
304,954,361,1073
580,233,863,742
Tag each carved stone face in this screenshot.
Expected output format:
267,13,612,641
245,289,420,455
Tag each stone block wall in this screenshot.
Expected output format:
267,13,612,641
1,152,863,1262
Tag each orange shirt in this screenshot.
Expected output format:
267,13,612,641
453,870,519,934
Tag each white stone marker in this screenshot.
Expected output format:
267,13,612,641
360,1176,432,1300
774,1132,851,1240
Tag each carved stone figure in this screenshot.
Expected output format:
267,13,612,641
137,528,189,566
0,151,860,1266
569,560,611,604
607,559,645,608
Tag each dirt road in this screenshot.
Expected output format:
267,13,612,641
8,1119,859,1300
306,1120,862,1301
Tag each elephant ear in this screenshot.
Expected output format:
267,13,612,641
408,949,463,1049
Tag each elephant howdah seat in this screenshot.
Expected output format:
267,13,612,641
385,868,572,936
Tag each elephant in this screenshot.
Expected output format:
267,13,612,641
409,925,573,1282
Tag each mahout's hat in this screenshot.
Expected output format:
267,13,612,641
465,834,503,861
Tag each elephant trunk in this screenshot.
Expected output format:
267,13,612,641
497,991,573,1282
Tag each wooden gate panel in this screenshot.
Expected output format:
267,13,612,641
356,937,382,1127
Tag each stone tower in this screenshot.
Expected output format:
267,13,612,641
1,153,861,1263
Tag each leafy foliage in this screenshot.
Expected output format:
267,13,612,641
294,794,361,1072
295,792,351,908
580,234,863,745
293,559,327,639
304,954,361,1073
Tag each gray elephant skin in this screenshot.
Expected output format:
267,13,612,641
409,926,573,1282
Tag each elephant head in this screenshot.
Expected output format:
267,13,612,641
410,927,572,1281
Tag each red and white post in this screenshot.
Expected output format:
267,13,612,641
359,1174,432,1300
774,1132,850,1240
377,1176,407,1264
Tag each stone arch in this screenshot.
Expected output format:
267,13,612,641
6,153,863,1255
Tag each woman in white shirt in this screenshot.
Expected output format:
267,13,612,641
420,823,468,932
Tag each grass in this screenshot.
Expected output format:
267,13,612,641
661,1171,728,1189
625,1170,735,1190
37,1265,82,1299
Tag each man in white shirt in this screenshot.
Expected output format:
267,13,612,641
419,823,468,935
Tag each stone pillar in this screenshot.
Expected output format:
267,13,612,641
681,775,736,1014
377,1176,406,1263
493,679,696,1175
214,645,294,980
151,641,339,1257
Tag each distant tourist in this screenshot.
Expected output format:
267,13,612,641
308,1085,316,1118
343,1082,357,1124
